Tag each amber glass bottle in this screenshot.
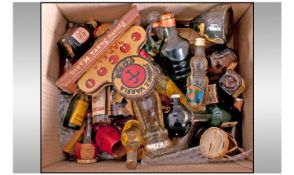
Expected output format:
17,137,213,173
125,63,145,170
58,20,98,63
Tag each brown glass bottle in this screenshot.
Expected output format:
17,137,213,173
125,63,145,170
58,20,98,63
63,92,89,130
159,13,191,93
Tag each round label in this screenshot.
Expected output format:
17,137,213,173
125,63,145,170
112,56,156,100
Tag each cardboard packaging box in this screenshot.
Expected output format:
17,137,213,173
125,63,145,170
42,3,253,172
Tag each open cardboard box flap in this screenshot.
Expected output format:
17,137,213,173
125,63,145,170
42,3,253,172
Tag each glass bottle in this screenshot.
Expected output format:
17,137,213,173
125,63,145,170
83,109,93,144
121,120,143,169
159,13,191,93
133,91,174,158
192,4,234,44
63,92,89,130
165,94,192,137
208,105,232,127
206,44,238,83
155,74,189,110
145,11,164,57
92,88,111,126
109,88,133,130
186,37,209,112
57,20,98,63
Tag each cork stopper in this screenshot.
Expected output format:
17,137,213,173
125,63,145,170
126,150,138,169
195,37,206,46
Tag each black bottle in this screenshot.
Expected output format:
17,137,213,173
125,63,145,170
165,94,192,137
159,13,191,93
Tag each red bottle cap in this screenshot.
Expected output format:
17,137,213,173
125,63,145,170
95,125,126,158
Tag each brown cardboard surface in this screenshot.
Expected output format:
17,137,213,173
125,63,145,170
41,3,253,171
233,5,253,161
42,159,253,172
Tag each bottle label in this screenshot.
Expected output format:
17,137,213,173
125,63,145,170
69,100,89,126
79,143,96,160
206,84,219,105
72,27,90,44
219,69,245,97
92,89,106,116
186,84,205,104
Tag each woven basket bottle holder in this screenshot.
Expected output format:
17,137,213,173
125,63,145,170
199,127,242,159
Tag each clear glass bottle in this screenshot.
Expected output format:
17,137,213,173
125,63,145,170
165,94,192,137
159,13,191,93
186,37,209,112
121,120,143,169
133,91,174,158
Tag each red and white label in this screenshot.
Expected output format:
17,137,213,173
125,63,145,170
72,27,90,44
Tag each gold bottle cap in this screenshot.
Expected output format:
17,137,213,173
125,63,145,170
87,20,98,28
160,13,176,28
195,37,206,46
126,149,138,169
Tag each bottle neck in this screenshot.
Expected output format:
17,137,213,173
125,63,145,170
194,45,205,56
163,26,178,40
85,22,96,32
171,98,182,108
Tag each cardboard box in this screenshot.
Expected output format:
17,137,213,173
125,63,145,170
41,2,253,172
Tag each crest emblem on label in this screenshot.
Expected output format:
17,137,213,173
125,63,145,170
112,56,156,100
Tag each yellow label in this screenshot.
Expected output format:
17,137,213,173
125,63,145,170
69,100,89,126
166,80,188,108
232,79,246,98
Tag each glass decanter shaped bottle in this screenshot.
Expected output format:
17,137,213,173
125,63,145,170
186,37,209,112
145,11,164,58
159,13,191,93
133,91,174,158
165,94,192,137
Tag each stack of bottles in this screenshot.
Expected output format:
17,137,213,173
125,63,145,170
57,4,247,169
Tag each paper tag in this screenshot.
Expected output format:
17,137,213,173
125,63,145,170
92,88,106,115
206,84,219,104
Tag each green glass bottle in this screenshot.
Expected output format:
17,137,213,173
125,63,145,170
63,92,89,130
208,105,232,127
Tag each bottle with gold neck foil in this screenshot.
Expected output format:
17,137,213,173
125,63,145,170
186,37,209,112
63,92,89,130
159,13,191,93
